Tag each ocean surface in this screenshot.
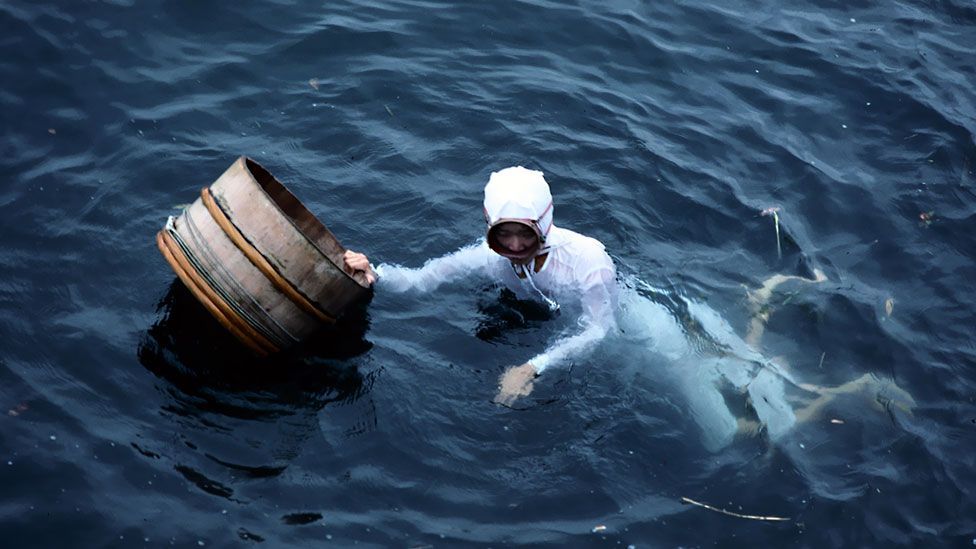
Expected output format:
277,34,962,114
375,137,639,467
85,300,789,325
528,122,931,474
2,0,975,547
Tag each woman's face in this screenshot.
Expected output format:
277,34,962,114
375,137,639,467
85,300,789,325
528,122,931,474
490,222,539,261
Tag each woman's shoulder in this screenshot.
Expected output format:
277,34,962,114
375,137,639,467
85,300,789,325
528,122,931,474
548,227,613,268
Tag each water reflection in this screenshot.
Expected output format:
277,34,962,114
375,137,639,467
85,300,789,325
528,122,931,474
138,282,373,415
475,287,557,343
135,282,377,502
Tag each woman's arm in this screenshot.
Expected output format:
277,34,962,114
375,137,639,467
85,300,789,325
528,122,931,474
350,241,498,293
529,265,618,373
495,264,617,405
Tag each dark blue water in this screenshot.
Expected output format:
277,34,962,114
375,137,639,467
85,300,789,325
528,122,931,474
2,1,975,547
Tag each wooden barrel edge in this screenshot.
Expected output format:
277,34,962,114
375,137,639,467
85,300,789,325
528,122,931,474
156,229,277,356
200,187,337,324
234,156,372,291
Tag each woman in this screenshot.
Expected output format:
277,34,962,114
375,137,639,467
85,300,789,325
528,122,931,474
345,166,616,406
343,166,913,450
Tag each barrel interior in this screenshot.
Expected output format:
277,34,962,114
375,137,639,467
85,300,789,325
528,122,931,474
243,158,367,288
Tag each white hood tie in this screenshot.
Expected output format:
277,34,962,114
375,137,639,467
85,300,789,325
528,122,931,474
513,262,560,312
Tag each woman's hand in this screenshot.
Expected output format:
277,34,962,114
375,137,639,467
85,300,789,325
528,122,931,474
494,363,537,406
343,250,376,285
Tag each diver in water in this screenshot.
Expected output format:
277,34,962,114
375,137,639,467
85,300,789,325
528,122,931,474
344,166,616,406
342,166,913,450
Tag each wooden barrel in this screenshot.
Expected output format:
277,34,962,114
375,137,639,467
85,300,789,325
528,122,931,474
156,156,371,355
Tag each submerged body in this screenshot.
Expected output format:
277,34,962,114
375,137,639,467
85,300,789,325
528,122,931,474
375,242,801,451
616,282,800,451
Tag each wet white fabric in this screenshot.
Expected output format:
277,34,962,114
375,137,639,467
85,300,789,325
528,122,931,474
374,226,617,373
372,165,796,450
616,283,797,451
376,166,615,374
377,250,798,450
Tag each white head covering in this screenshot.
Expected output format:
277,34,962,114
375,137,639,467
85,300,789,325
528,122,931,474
483,166,553,259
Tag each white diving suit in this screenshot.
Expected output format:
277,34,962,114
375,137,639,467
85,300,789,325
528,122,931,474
373,166,797,451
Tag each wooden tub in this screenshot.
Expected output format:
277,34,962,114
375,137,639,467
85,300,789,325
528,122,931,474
156,157,371,355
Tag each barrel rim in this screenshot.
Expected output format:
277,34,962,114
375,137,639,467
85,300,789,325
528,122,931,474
234,156,371,291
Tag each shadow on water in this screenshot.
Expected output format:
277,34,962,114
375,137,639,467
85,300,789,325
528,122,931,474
474,288,558,343
137,281,375,419
133,281,380,509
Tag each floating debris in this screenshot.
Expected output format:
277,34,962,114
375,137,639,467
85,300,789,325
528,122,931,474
308,78,320,90
7,403,28,416
680,497,790,521
592,525,607,533
48,128,56,135
281,512,322,525
830,418,845,424
760,206,782,259
884,298,894,317
385,104,394,117
919,211,934,226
